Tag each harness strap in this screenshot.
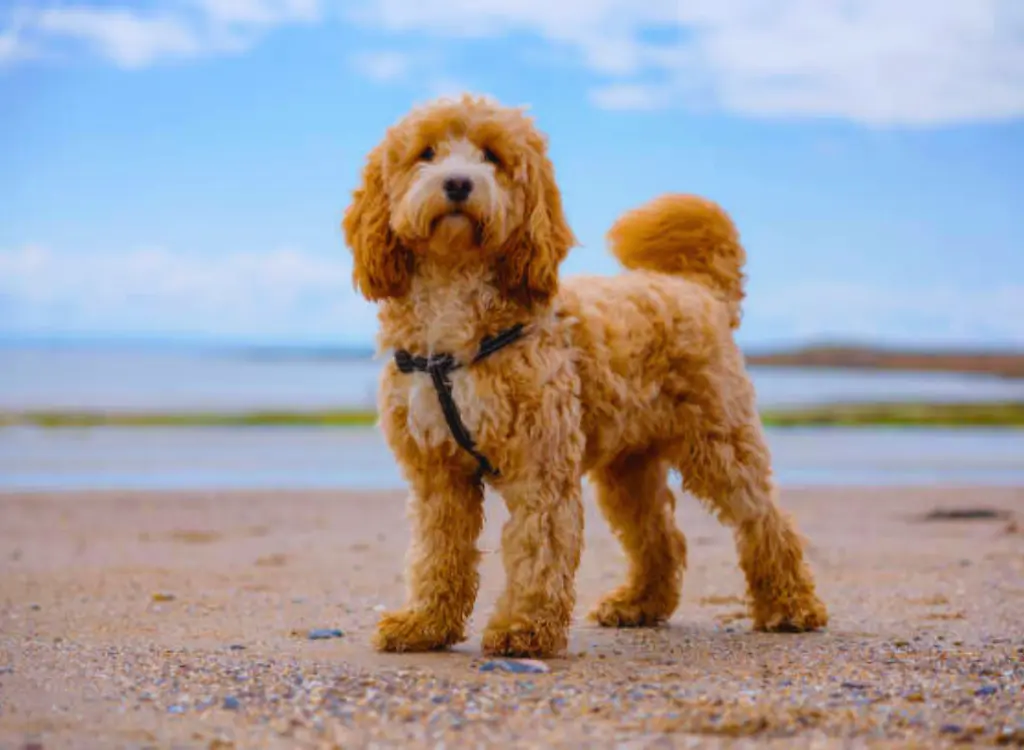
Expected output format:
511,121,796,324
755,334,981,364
394,324,526,481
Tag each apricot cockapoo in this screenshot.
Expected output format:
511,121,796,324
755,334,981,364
342,94,828,658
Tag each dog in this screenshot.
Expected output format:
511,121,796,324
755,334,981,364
341,93,828,658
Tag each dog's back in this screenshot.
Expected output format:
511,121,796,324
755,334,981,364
556,194,751,466
553,195,826,636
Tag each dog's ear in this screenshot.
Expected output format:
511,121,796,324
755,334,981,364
495,133,575,308
343,144,412,301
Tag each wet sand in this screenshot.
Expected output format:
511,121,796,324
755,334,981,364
1,486,1022,748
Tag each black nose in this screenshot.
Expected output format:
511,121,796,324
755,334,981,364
443,176,473,203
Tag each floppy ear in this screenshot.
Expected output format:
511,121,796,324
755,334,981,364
342,145,412,301
495,137,576,308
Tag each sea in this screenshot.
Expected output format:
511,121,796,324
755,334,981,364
1,346,1022,491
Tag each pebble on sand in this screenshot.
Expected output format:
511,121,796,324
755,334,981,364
306,628,345,640
479,659,550,674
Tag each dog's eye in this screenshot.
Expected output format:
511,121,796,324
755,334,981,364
482,147,502,167
418,146,435,162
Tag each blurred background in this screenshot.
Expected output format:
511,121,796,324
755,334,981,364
1,0,1022,491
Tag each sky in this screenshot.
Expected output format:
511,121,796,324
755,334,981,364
1,0,1023,350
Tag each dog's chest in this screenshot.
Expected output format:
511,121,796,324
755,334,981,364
402,369,488,451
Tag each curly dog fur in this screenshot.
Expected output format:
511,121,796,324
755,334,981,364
342,94,828,658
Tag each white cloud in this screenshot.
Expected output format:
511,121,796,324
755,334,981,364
424,74,474,100
34,8,200,68
0,32,31,66
0,31,24,64
2,0,321,69
350,0,1024,126
1,246,1022,346
3,0,1023,125
746,279,1024,347
349,49,415,82
194,0,320,26
346,48,472,97
0,245,378,343
0,8,43,66
588,83,675,112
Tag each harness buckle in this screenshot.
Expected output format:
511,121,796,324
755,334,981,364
393,324,526,481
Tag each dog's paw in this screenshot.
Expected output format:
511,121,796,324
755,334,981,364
481,616,567,658
372,609,465,653
588,587,675,628
752,594,829,633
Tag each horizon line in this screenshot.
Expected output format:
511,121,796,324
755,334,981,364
1,333,1021,357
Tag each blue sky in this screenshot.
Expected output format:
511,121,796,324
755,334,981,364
1,0,1022,349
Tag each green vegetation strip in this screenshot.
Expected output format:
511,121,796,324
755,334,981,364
1,402,1023,428
0,410,379,428
760,401,1024,427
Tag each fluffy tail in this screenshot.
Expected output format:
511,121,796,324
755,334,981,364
607,194,747,328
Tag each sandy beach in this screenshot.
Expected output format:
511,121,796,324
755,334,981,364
1,485,1022,748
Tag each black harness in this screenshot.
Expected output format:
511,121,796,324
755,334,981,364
394,324,526,482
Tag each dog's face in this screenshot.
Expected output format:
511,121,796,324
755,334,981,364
343,94,575,307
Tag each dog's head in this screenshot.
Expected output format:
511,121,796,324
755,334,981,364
342,94,575,308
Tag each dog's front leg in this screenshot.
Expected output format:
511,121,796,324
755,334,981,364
482,468,585,659
373,469,484,653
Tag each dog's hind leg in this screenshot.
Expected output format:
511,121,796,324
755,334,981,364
668,417,828,633
588,451,687,627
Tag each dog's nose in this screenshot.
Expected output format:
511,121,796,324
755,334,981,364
443,176,473,203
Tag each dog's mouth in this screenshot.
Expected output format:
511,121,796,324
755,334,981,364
430,210,485,246
432,208,469,224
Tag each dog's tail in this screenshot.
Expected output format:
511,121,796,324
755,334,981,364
608,194,747,328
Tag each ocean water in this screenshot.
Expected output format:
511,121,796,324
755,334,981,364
1,426,1022,491
2,346,1024,412
1,347,1022,491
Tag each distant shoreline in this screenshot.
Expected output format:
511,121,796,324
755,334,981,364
745,345,1024,379
2,401,1022,429
3,339,1022,378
